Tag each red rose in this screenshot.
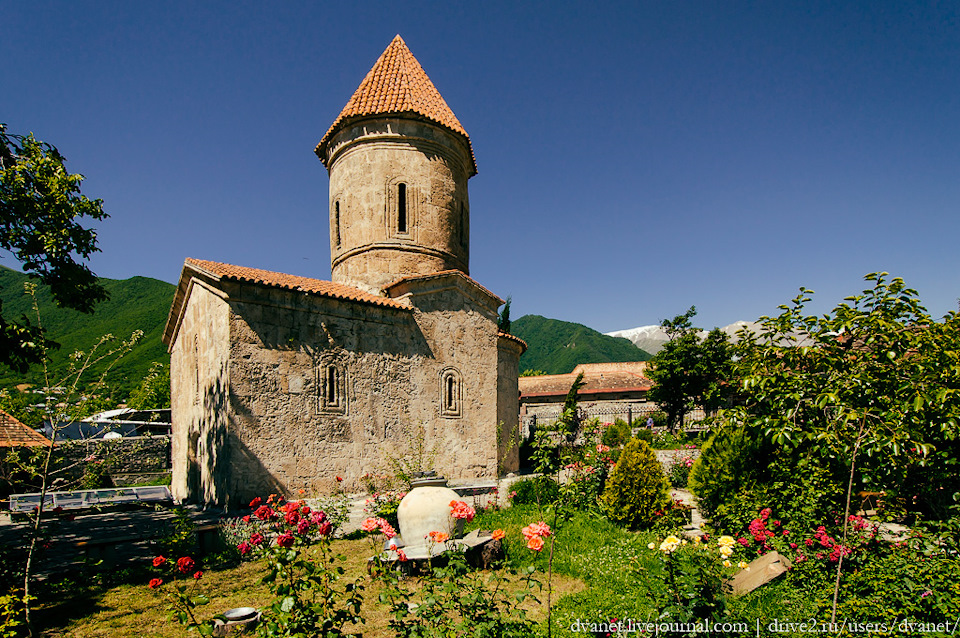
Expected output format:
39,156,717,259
249,497,262,508
276,532,295,548
254,505,276,521
148,577,163,589
176,557,196,574
237,542,251,555
152,556,167,567
193,571,203,580
317,521,332,537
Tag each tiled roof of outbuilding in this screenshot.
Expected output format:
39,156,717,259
0,410,51,447
316,35,476,174
519,369,653,399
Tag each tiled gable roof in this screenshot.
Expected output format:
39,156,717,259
163,259,410,347
184,259,408,310
384,269,504,306
316,35,476,173
0,410,51,447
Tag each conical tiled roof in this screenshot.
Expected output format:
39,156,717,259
316,35,476,174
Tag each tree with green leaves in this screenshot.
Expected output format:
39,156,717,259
733,273,960,516
646,307,734,432
0,124,108,372
126,362,171,410
727,273,960,622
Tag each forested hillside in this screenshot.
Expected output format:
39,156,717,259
0,266,175,398
512,314,651,374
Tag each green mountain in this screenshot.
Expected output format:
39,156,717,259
0,265,175,399
512,314,651,375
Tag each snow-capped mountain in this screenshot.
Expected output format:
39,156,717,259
606,321,762,355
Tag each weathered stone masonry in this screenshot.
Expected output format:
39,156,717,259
164,36,523,508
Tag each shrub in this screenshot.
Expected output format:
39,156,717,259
688,426,761,522
634,428,654,443
689,425,846,535
601,439,669,529
668,453,695,488
650,430,692,450
601,420,632,448
510,476,560,506
562,444,615,515
651,499,693,532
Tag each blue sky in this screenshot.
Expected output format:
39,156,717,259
3,1,958,333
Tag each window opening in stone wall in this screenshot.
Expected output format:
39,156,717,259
334,200,341,248
193,335,200,406
459,201,467,248
439,367,462,418
397,183,407,233
319,363,347,414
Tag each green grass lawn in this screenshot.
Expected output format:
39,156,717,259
31,504,954,638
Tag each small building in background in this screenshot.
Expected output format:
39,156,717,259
0,410,51,449
519,362,657,436
43,409,172,441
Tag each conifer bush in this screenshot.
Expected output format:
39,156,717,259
601,439,669,529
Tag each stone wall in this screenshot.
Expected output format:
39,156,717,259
169,278,231,504
55,436,171,474
496,335,523,474
326,118,472,294
523,399,659,425
167,271,513,508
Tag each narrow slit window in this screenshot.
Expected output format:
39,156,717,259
319,363,347,414
334,201,341,248
439,368,462,418
327,366,339,405
397,183,407,233
193,336,200,405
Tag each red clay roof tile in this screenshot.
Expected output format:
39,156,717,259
519,369,653,398
498,331,528,353
316,35,476,174
0,410,51,447
384,269,504,306
184,258,410,310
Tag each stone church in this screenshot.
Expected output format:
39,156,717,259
162,36,524,507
